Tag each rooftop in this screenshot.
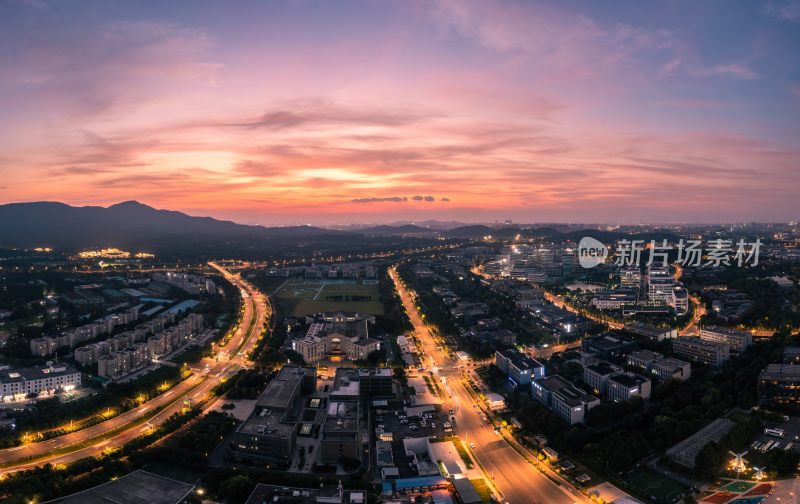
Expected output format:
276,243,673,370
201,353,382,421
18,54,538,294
43,470,193,504
586,361,617,376
0,364,79,384
497,348,543,371
608,373,648,387
653,357,690,371
760,364,800,379
536,375,595,407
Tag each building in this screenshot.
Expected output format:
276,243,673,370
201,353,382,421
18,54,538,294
485,392,506,411
583,361,618,395
666,418,735,468
699,326,753,353
607,373,651,402
624,322,677,342
627,349,664,371
0,363,81,401
293,312,380,363
581,333,638,361
620,266,642,290
330,367,393,399
670,286,689,314
231,366,317,464
651,357,692,382
495,349,545,387
42,469,194,504
591,290,638,311
673,337,730,366
30,336,58,357
320,399,361,462
758,364,800,406
531,375,600,425
356,368,394,397
245,483,365,504
647,265,674,304
783,346,800,365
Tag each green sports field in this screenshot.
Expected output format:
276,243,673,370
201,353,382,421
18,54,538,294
622,467,689,504
272,279,384,317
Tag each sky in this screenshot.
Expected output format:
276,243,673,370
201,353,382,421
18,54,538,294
1,0,799,225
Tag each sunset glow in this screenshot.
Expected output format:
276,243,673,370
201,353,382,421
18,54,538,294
1,0,798,224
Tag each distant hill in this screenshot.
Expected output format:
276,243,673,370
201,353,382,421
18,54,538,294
443,223,680,242
0,201,335,249
360,224,435,235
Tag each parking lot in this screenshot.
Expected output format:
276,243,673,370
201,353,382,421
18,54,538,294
751,415,800,453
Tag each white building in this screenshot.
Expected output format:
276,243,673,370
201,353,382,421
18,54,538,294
699,326,752,353
0,364,81,401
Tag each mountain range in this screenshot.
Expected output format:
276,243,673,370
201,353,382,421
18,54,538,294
0,201,680,250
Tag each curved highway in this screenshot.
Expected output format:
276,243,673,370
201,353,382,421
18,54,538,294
0,262,267,475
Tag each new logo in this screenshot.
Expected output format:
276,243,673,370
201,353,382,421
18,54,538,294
578,237,608,269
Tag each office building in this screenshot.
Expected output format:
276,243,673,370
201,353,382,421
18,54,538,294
670,286,689,314
647,265,674,303
583,361,618,395
495,349,545,387
758,364,800,406
673,337,729,366
531,375,600,425
620,266,642,290
0,363,81,401
626,349,662,370
699,326,752,353
321,400,361,462
651,357,692,382
232,366,317,464
245,484,366,504
625,322,677,342
607,373,651,402
581,333,638,361
591,290,638,311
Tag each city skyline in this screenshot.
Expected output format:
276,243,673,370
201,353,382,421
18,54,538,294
1,0,799,225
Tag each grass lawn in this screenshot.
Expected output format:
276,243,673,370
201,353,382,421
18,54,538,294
470,478,494,503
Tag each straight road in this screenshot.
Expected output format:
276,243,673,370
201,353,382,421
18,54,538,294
389,267,586,504
0,263,267,474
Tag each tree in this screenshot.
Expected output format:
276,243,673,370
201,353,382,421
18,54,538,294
218,474,255,503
